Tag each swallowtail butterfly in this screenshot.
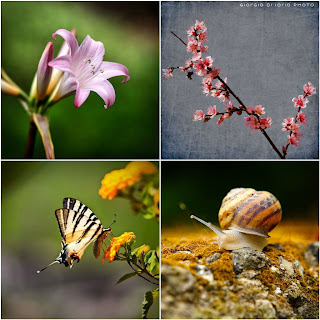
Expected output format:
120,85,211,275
37,198,115,273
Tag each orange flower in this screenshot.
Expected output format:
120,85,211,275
102,232,136,263
99,162,158,200
126,161,158,176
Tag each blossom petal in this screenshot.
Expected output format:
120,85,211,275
49,55,73,74
52,29,79,56
74,87,90,108
86,80,115,109
98,62,130,82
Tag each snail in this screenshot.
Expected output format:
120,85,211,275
190,188,282,251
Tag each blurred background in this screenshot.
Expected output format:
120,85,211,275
2,161,159,318
162,161,319,237
2,2,159,159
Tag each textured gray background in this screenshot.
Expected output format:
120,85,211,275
161,1,319,159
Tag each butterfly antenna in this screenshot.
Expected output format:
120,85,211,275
36,260,59,273
108,213,117,228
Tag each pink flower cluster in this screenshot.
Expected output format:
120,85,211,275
243,105,272,131
282,82,316,148
164,20,317,158
193,106,217,122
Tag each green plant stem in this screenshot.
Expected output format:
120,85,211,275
127,260,158,285
25,117,37,158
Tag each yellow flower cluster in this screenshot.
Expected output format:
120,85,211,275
102,232,136,263
99,161,158,200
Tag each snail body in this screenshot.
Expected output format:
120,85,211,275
191,188,282,251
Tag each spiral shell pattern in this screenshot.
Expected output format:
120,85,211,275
218,188,282,237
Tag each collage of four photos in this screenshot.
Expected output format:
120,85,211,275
1,1,319,319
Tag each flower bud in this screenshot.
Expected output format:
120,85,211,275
37,42,54,101
1,79,21,96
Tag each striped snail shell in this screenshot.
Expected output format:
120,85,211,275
191,188,282,251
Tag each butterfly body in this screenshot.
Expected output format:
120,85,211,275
37,198,112,273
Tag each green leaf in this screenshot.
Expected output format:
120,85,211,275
144,250,153,263
133,244,147,256
146,251,158,274
142,288,159,319
115,272,137,285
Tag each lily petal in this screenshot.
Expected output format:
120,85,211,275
74,87,90,108
52,72,78,102
49,55,73,74
47,29,77,95
37,42,54,100
52,29,79,56
87,80,116,109
98,61,130,83
73,35,105,71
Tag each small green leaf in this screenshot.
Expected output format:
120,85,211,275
133,244,147,257
146,251,158,274
115,272,137,285
144,250,153,263
142,288,159,319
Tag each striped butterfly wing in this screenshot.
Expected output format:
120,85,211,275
55,198,105,260
63,198,107,258
63,198,101,224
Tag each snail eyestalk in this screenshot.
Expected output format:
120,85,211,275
190,214,225,237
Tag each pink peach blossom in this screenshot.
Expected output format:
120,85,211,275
282,117,294,131
193,110,205,121
187,38,198,53
292,95,309,108
303,82,316,96
198,32,208,42
254,105,265,116
244,115,260,131
296,111,307,125
259,117,272,129
193,56,214,76
194,20,207,33
163,68,173,79
207,105,217,116
288,132,303,146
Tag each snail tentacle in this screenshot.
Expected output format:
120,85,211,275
190,215,225,237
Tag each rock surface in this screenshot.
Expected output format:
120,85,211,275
162,241,319,319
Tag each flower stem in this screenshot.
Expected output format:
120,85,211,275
25,117,37,158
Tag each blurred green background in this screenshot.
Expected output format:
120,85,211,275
2,161,159,318
1,2,159,159
162,161,319,228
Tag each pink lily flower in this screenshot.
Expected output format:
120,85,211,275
49,29,130,109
